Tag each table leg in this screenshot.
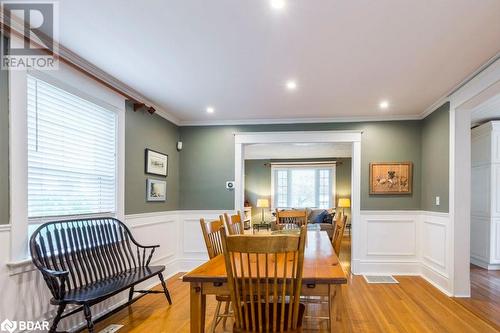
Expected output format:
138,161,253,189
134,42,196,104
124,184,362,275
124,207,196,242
190,282,206,333
329,284,348,333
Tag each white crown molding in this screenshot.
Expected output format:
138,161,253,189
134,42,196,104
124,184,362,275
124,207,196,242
56,45,181,125
179,114,423,127
0,13,181,125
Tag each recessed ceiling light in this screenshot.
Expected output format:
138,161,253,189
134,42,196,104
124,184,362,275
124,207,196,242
286,80,297,91
206,106,215,114
271,0,286,10
379,100,389,109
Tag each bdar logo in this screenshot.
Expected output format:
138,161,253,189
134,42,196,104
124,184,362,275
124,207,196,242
0,319,17,333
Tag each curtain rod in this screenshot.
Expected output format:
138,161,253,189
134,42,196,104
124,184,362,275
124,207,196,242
0,20,155,113
264,161,342,167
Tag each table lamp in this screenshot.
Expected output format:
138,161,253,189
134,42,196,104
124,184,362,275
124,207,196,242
338,198,351,217
256,198,270,223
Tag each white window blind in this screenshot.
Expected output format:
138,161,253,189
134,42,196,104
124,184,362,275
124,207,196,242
272,164,335,209
27,75,117,219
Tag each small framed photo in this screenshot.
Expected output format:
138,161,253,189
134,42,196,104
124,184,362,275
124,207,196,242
145,149,168,176
146,179,167,202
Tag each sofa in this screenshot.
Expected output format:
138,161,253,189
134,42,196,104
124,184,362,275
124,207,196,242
271,208,336,239
307,208,336,239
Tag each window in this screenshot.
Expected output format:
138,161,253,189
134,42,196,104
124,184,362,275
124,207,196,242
27,75,117,219
272,164,335,209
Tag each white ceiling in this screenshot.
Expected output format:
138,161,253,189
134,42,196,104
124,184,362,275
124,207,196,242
244,143,352,159
55,0,500,124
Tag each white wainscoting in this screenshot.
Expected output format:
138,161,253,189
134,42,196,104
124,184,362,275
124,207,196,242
0,210,232,332
420,212,453,295
353,210,452,295
353,211,421,275
0,209,452,332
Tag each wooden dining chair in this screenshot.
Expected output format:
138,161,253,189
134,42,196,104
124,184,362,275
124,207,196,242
224,211,245,235
275,209,308,229
199,217,232,332
221,226,307,333
332,215,347,255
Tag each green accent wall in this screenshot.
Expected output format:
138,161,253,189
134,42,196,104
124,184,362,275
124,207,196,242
244,158,352,221
125,103,180,214
180,121,423,211
0,36,9,224
244,159,271,220
421,103,450,212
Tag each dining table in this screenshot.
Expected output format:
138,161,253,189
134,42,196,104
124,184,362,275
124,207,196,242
182,229,348,332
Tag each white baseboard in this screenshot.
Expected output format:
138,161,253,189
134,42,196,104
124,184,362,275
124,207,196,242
471,257,500,270
421,264,453,296
352,259,421,276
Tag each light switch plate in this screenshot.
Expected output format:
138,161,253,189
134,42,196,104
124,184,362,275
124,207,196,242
435,196,440,206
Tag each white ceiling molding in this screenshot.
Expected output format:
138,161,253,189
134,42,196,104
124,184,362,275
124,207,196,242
180,114,422,127
0,12,181,125
56,45,181,125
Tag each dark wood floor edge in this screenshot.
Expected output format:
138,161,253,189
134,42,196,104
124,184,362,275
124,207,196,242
451,297,500,332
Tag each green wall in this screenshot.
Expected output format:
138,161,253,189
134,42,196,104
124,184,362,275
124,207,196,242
244,159,271,220
124,103,180,214
0,36,8,224
180,121,423,210
421,103,450,212
244,158,352,221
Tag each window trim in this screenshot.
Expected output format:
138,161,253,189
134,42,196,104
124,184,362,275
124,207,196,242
9,53,125,261
270,163,336,210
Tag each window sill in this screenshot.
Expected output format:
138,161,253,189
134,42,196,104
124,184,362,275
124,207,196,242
6,257,36,276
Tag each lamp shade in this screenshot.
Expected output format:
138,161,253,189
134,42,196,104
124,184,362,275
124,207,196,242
256,198,270,208
338,198,351,208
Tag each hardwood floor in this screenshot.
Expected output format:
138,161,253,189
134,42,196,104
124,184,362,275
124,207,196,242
93,253,499,333
454,265,500,331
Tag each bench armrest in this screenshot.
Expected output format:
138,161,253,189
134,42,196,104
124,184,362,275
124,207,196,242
37,267,69,300
136,244,160,249
128,236,160,249
40,267,69,278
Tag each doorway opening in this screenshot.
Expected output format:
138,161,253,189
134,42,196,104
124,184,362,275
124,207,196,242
233,131,361,274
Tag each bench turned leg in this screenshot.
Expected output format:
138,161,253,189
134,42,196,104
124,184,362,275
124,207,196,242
128,286,135,302
158,272,172,305
49,303,66,333
83,304,94,333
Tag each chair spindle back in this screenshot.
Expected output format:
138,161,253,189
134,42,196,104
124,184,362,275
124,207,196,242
224,211,245,235
332,215,347,255
200,217,225,259
275,209,308,229
221,226,307,332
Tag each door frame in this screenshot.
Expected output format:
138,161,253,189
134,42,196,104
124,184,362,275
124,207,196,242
234,130,362,273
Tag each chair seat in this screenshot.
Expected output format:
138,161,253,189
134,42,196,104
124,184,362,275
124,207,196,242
58,266,165,305
234,302,305,332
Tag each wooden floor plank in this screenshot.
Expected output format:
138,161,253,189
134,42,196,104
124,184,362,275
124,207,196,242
454,265,500,331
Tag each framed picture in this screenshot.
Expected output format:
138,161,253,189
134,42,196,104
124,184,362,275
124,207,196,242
145,149,168,176
146,179,167,202
369,162,413,195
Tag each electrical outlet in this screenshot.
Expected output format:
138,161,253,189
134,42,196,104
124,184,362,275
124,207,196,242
98,324,123,333
435,196,440,206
